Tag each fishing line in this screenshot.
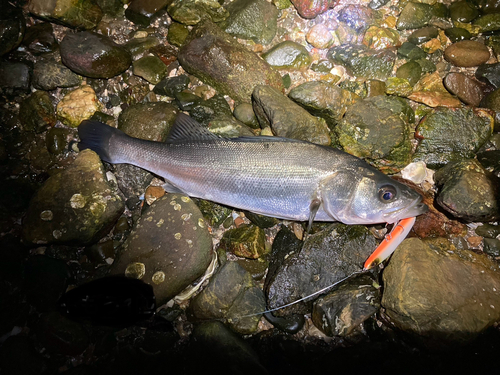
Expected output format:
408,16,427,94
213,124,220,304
230,269,369,321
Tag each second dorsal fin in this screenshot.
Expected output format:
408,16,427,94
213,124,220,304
167,113,222,143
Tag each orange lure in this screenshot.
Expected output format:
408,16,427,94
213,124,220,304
363,217,416,270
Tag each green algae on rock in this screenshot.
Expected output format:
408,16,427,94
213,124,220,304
336,95,414,173
167,0,229,25
111,194,213,305
19,91,56,133
22,149,124,245
178,20,283,103
414,107,494,168
28,0,102,30
132,55,168,84
32,60,81,91
220,0,279,45
252,84,331,145
396,2,433,30
220,224,267,259
435,159,500,222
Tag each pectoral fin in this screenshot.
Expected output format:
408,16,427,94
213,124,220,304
307,198,322,234
162,181,185,194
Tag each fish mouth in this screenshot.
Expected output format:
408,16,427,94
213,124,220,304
383,196,428,223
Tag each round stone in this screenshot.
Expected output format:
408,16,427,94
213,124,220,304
444,40,490,67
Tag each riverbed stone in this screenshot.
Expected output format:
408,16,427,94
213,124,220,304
435,159,500,222
56,85,101,128
414,107,494,168
167,0,229,25
188,261,265,334
111,194,213,305
444,40,490,67
266,223,377,316
132,55,168,84
220,224,267,259
178,20,283,103
475,62,500,89
125,0,171,26
444,72,486,107
473,13,500,33
336,95,414,172
327,44,396,81
0,2,25,56
28,0,102,30
19,91,56,133
449,0,479,23
262,41,311,70
32,60,81,90
481,88,500,131
252,85,331,145
220,0,278,45
382,237,500,348
396,2,433,30
290,0,338,18
60,31,132,79
288,81,360,128
22,149,124,245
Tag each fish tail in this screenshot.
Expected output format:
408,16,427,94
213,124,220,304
78,120,128,163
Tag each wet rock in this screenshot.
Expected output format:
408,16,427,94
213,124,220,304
36,311,89,356
154,74,190,97
473,13,500,33
444,27,471,43
178,20,283,103
444,40,490,67
111,194,213,305
450,1,479,23
207,114,255,137
435,159,499,222
475,62,500,89
252,85,331,145
290,0,338,19
408,72,462,108
327,44,396,81
46,128,72,155
306,23,334,49
57,85,101,128
397,2,433,30
244,211,279,229
233,103,259,129
22,22,56,55
24,255,70,312
195,199,232,227
385,77,413,97
0,2,25,56
132,55,168,84
60,31,132,79
382,238,500,348
32,60,81,91
190,321,267,373
338,4,373,32
189,261,265,334
118,102,177,142
220,0,278,45
477,150,500,177
312,274,380,337
483,238,500,257
125,36,160,57
28,0,102,30
22,149,124,245
19,91,56,133
220,224,266,259
443,72,486,107
481,88,500,131
362,26,400,50
266,224,377,316
398,41,426,60
263,312,305,334
476,223,500,239
125,0,171,26
262,41,311,70
288,81,360,128
167,0,229,25
414,107,494,168
408,26,438,45
396,60,422,86
336,95,414,172
0,60,31,95
167,22,189,47
114,164,154,201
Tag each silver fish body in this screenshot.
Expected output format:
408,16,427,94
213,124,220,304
78,114,427,225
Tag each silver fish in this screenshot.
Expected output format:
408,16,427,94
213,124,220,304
78,114,427,227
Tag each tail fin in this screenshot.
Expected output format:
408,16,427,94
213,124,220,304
78,120,126,163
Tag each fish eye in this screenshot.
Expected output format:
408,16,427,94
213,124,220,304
378,185,397,203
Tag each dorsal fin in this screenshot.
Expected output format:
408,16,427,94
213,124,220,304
167,113,222,143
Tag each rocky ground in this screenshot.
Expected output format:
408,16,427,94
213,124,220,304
1,0,500,374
